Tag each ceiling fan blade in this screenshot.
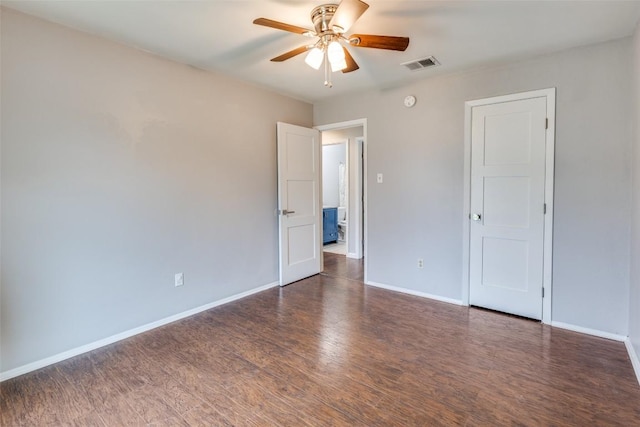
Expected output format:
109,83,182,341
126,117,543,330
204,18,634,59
270,46,310,62
342,47,359,73
329,0,369,33
253,18,311,35
349,34,410,51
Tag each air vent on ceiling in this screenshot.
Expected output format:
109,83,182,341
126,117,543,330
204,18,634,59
402,56,440,71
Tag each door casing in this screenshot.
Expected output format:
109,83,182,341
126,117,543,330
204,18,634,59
462,88,556,324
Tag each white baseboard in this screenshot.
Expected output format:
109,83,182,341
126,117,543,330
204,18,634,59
365,281,464,306
346,252,362,259
625,338,640,386
0,281,279,382
550,321,627,342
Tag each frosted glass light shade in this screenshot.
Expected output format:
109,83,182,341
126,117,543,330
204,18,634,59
327,41,344,62
330,57,347,72
305,47,324,70
327,41,346,72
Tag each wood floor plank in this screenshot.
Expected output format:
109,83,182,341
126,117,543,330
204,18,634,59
91,392,147,426
57,411,108,427
179,402,235,426
2,254,639,425
1,367,94,426
125,384,189,426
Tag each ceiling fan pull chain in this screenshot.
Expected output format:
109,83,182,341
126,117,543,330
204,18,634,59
324,49,332,88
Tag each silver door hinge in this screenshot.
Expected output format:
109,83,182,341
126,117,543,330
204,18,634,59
543,203,547,214
542,287,545,298
545,118,549,129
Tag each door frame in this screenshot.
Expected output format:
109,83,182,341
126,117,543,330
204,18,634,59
315,118,368,282
461,88,556,324
352,136,365,259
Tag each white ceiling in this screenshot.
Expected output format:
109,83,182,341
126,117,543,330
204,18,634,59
4,1,640,102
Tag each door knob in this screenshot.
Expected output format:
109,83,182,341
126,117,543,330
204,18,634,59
472,213,481,221
282,209,295,215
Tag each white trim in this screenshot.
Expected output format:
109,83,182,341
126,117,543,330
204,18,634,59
346,252,360,259
344,139,350,254
366,281,464,306
624,338,640,386
316,118,365,132
315,119,368,281
542,90,556,325
362,135,368,265
462,88,556,324
322,139,348,146
551,321,627,342
0,281,279,382
462,102,472,305
352,137,364,259
465,88,554,108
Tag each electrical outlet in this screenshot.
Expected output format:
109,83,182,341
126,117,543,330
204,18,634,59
417,259,424,269
377,173,383,183
175,273,184,287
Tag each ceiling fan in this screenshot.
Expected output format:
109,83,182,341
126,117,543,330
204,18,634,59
253,0,409,87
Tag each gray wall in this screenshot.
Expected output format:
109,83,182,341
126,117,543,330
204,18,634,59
315,38,633,335
322,127,364,145
630,22,640,360
322,143,346,208
0,9,312,373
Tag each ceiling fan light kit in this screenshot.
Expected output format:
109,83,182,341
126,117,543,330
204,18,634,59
253,0,409,88
305,47,324,69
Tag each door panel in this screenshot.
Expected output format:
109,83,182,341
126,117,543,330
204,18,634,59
483,177,530,228
469,97,546,319
287,225,316,265
481,237,529,291
484,112,533,165
287,181,315,216
277,122,321,286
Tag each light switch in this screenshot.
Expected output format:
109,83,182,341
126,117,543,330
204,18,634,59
377,173,383,184
175,273,184,287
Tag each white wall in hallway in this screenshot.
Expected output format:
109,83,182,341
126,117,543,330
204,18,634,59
322,143,346,208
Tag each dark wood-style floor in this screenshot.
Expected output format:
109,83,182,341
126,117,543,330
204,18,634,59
2,252,640,426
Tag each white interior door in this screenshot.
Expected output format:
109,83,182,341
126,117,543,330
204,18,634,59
469,96,548,319
277,122,321,286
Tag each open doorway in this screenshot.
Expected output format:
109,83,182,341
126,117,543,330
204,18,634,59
321,140,348,255
317,119,367,281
